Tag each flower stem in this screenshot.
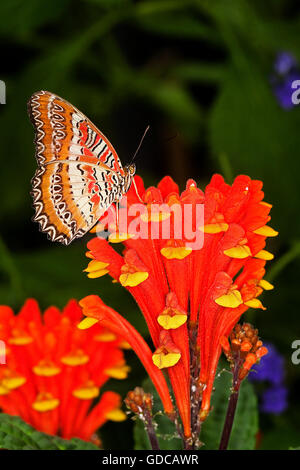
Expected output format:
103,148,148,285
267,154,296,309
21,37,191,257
219,359,241,450
218,386,240,450
189,323,202,449
144,409,160,450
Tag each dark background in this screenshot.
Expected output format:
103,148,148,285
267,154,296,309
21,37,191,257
0,0,299,449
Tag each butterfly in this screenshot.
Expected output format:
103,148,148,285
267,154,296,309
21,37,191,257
28,91,136,245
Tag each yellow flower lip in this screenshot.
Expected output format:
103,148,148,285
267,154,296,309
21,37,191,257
85,250,95,259
106,408,127,422
87,269,109,279
244,298,266,310
94,332,117,342
157,311,187,330
224,245,252,259
77,317,99,330
0,383,10,396
199,222,229,234
32,394,60,412
157,292,188,330
33,361,61,377
105,364,131,379
119,271,149,287
152,330,182,369
255,250,274,260
2,375,26,390
119,340,132,350
259,279,274,290
73,383,99,400
253,225,278,237
260,201,272,208
84,260,109,279
152,351,181,369
140,209,171,223
85,260,109,272
61,350,89,366
109,232,133,243
160,246,192,260
8,335,33,345
215,289,243,308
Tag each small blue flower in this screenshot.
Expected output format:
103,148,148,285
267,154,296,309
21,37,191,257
260,385,288,415
249,343,288,415
271,51,300,109
249,342,285,385
274,51,297,75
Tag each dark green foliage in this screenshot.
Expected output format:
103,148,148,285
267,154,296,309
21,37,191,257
201,371,258,450
133,378,182,450
134,372,258,450
0,414,99,450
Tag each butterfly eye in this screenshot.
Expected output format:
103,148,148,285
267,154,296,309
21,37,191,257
129,164,136,175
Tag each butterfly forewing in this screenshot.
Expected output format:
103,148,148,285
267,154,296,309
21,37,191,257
28,90,124,245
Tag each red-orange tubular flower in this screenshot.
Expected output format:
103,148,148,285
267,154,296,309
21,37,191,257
81,174,277,440
0,299,128,442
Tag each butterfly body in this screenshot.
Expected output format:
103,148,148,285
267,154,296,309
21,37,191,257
28,91,135,245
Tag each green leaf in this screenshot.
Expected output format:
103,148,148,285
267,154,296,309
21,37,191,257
137,13,219,43
259,419,300,450
201,370,258,450
143,80,203,141
171,62,226,84
0,414,99,450
133,378,182,450
86,0,131,7
209,56,300,240
0,0,71,38
134,370,258,450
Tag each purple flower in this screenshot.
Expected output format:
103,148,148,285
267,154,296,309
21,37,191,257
272,72,300,109
260,385,288,415
249,343,285,386
274,51,297,75
271,51,300,109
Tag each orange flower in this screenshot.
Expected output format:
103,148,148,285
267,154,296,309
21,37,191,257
0,299,127,442
82,174,276,440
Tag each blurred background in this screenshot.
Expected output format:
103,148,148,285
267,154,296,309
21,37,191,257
0,0,300,449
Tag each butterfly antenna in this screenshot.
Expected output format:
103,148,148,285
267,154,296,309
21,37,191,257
130,125,150,164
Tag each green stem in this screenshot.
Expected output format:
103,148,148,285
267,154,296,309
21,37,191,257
217,152,233,183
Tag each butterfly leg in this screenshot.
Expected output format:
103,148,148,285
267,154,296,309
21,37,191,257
132,178,144,204
115,200,120,231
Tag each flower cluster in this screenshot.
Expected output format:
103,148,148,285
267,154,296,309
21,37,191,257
220,322,268,381
0,299,128,442
125,387,159,450
80,174,277,442
125,387,153,415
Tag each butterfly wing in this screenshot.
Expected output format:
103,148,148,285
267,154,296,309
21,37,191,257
28,90,123,245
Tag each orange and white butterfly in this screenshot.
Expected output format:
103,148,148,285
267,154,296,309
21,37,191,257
28,91,136,245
